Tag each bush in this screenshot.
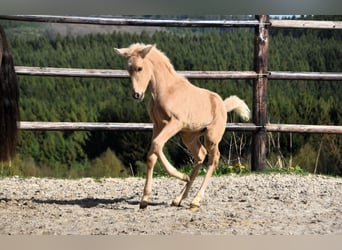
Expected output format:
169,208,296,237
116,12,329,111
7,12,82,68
135,160,147,177
292,143,317,173
86,148,128,178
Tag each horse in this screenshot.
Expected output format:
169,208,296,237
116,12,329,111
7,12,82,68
0,25,19,162
115,43,250,210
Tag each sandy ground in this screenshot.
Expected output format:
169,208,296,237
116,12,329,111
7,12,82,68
0,173,341,235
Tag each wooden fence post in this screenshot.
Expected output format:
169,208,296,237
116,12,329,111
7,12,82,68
252,15,269,171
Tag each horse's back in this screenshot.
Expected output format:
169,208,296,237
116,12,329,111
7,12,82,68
162,79,226,132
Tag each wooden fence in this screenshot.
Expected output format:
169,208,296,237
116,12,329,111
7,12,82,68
1,15,342,171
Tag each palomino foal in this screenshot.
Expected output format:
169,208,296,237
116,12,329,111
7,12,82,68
115,43,250,210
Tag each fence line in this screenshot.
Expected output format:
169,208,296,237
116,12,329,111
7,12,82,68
270,19,342,29
18,122,342,134
14,66,259,79
15,66,342,80
0,15,261,28
268,71,342,81
19,122,259,132
266,124,342,134
1,15,342,29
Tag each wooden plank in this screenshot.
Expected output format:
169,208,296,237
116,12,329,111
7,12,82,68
266,124,342,134
271,19,342,29
179,70,257,79
15,66,342,81
226,123,259,131
3,15,342,30
269,71,342,80
15,67,129,78
14,66,258,79
18,122,342,134
0,15,260,28
19,122,154,131
18,121,259,131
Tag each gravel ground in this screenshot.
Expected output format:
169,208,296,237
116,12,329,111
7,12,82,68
0,174,341,235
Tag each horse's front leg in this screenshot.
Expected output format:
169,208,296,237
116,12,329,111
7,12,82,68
140,119,189,209
153,119,190,182
140,149,158,209
140,145,188,209
140,119,160,209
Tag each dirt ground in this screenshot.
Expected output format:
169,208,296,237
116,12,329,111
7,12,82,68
0,173,341,235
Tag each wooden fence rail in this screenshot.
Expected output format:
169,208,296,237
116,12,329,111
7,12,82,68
15,66,342,80
0,15,261,28
1,15,342,29
18,122,258,132
19,122,342,134
270,19,342,29
14,66,259,79
1,14,342,172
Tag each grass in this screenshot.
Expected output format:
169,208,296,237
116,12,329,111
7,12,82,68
178,162,309,177
0,156,313,179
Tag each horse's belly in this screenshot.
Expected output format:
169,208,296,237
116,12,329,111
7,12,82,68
181,113,212,132
181,125,208,133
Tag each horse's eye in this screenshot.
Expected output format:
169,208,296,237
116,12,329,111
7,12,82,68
137,67,143,72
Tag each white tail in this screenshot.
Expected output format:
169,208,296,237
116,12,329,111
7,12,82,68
224,95,251,121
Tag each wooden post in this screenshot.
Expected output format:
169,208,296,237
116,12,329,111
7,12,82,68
252,15,269,171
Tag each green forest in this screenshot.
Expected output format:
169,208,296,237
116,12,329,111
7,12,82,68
0,16,341,177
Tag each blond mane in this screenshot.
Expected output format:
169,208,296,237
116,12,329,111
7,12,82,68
129,43,179,76
149,46,177,75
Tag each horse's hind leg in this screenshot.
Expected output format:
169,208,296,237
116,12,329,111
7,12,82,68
190,134,221,211
172,132,207,207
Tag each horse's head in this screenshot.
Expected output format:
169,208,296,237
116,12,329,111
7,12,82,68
115,43,155,101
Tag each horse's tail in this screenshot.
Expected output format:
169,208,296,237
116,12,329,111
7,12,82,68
0,25,20,162
224,95,250,121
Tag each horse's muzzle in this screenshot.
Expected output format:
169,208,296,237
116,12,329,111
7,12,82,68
132,92,145,101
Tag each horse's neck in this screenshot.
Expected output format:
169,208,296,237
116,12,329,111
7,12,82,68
149,62,181,99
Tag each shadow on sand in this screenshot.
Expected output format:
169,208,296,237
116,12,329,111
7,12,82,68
31,197,168,209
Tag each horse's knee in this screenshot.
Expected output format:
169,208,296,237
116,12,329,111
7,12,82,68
214,150,220,160
150,140,164,155
212,150,220,166
206,144,220,167
147,152,158,168
198,145,207,164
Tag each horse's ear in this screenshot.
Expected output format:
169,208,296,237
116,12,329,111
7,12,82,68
114,47,129,57
139,44,155,58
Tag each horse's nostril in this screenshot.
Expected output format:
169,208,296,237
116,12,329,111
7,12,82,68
132,92,140,99
132,92,144,101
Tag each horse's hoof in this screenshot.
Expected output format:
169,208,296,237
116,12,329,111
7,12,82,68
190,197,201,211
139,201,148,209
171,197,181,207
190,204,200,212
183,174,190,182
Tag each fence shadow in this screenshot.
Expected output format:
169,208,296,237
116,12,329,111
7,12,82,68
31,197,168,209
